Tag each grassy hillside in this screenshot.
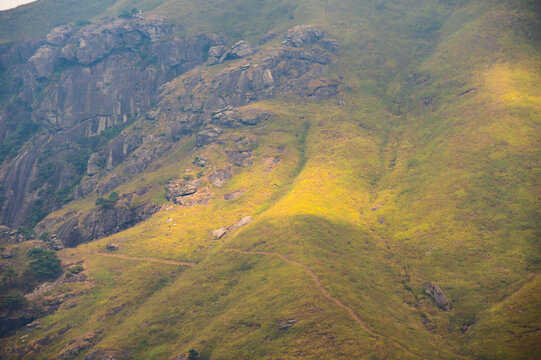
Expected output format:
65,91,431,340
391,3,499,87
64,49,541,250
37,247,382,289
1,0,539,358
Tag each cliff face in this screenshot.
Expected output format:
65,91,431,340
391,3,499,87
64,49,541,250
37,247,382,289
33,24,339,247
0,18,225,227
0,16,338,247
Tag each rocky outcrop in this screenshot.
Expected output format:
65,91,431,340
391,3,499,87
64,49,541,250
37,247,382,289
277,318,297,330
208,169,232,187
165,179,201,204
211,107,271,128
207,40,258,65
43,194,159,247
106,243,120,251
0,225,25,243
0,17,225,227
283,25,324,47
2,23,339,239
57,330,103,359
196,126,223,147
192,156,208,167
48,234,64,251
211,227,228,239
226,149,253,167
229,216,253,231
424,282,452,311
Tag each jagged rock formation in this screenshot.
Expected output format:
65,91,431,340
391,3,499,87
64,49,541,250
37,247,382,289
0,17,225,227
424,282,452,311
35,193,159,247
165,179,201,204
1,20,338,247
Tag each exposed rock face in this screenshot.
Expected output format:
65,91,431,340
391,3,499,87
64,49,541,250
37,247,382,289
207,40,258,65
0,18,225,227
424,282,452,311
226,149,253,167
229,216,253,231
57,330,103,359
196,126,223,147
48,234,64,251
208,169,232,187
41,194,159,247
307,78,340,99
283,25,324,47
192,156,208,167
0,226,25,243
211,107,271,128
211,227,228,239
165,179,201,204
277,319,297,330
3,23,339,244
106,243,120,251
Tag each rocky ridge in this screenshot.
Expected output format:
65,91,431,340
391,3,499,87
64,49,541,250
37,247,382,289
29,24,339,247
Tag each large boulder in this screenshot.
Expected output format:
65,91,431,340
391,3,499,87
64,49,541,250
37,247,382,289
165,179,201,204
424,282,452,311
208,169,232,188
195,126,222,147
225,149,253,167
283,25,324,48
211,107,272,128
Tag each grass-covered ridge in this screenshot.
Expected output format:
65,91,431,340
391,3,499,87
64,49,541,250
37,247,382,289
1,0,539,358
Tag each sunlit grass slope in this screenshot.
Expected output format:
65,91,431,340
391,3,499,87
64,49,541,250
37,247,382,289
1,0,539,358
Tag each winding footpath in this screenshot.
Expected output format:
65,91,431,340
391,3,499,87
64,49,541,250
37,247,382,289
85,250,196,267
224,248,423,359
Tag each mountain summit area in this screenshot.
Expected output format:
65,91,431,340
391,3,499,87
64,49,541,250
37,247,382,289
0,0,539,359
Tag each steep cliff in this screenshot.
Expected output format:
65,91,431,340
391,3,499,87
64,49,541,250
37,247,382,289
0,17,224,228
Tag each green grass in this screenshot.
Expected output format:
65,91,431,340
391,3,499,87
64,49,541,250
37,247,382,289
1,0,540,358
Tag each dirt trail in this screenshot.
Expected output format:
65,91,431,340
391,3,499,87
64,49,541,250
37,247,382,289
225,248,422,358
85,251,196,267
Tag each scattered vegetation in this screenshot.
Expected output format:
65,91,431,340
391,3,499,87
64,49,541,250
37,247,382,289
118,8,138,19
95,192,119,209
0,0,538,358
23,248,62,284
66,265,84,278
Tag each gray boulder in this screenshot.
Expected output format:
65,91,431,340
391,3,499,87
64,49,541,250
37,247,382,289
225,149,253,167
424,282,452,311
208,169,232,188
283,25,324,48
229,216,253,231
211,227,228,239
192,156,208,167
165,179,201,204
49,234,64,251
195,126,222,147
230,40,258,58
211,107,271,128
106,243,120,251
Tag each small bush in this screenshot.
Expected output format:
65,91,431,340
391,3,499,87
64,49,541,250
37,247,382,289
118,8,137,19
0,292,28,310
95,192,119,209
66,265,84,278
1,268,18,289
188,349,199,360
23,248,62,283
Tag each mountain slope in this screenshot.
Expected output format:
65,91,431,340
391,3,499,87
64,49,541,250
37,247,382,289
0,0,539,359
